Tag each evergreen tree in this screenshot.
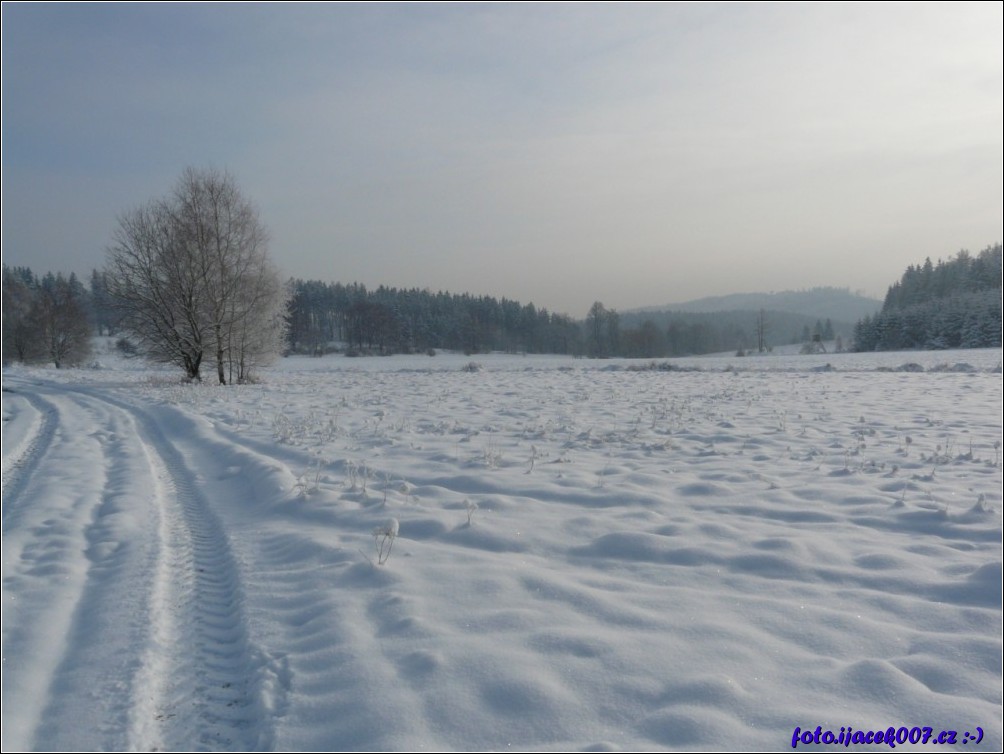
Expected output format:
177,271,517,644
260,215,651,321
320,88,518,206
2,265,42,363
854,244,1002,351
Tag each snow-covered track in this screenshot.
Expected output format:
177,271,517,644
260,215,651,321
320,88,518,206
1,378,275,751
121,393,274,752
1,385,58,528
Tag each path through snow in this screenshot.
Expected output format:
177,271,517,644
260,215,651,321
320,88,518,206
2,378,277,751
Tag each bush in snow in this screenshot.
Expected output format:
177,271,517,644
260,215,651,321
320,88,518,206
373,518,399,565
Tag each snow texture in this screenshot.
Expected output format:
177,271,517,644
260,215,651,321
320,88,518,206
2,345,1001,751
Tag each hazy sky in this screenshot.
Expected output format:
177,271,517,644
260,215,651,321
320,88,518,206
3,2,1001,316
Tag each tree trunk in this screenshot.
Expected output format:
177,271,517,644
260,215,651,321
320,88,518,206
216,325,227,384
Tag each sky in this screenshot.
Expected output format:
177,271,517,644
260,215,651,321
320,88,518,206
2,2,1001,317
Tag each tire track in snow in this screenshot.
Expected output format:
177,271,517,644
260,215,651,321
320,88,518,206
27,396,164,751
156,408,441,749
2,386,136,751
2,381,276,751
77,387,277,752
1,385,59,529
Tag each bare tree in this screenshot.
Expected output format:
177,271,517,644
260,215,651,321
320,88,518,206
35,273,93,368
586,301,607,357
105,167,287,383
224,253,290,383
756,308,768,353
2,267,92,367
585,301,619,357
107,198,208,380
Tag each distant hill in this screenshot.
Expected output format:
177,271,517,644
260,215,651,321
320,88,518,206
617,287,883,355
619,307,856,356
631,287,882,323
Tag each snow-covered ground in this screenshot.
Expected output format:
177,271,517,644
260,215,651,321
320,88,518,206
3,346,1001,751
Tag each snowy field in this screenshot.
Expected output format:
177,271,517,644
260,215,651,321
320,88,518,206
2,346,1001,752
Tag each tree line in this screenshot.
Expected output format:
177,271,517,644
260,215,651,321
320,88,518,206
287,281,582,356
2,266,94,368
286,284,848,359
853,244,1002,351
5,166,997,375
2,262,858,370
3,265,131,370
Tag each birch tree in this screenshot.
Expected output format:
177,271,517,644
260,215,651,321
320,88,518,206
105,167,287,383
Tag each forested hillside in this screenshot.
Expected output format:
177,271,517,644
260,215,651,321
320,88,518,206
853,244,1001,351
286,282,582,355
285,282,861,359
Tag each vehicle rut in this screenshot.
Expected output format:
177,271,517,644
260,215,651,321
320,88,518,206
80,386,277,752
1,386,59,528
1,380,275,751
